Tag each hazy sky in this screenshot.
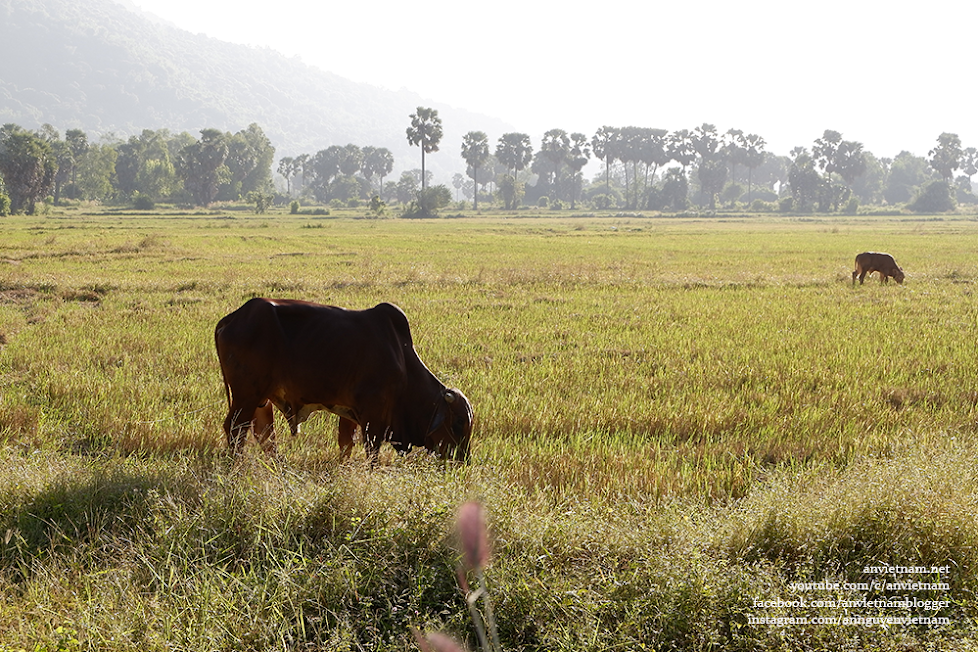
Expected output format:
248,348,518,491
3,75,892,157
129,0,975,159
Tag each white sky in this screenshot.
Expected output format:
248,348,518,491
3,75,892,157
129,0,976,159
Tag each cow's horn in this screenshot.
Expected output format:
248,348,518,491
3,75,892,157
444,390,456,404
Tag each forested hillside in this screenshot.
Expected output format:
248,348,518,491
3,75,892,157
0,0,508,174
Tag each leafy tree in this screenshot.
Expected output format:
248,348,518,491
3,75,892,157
0,124,58,214
461,131,490,209
293,153,310,196
115,130,178,201
44,128,73,204
812,130,866,192
395,170,419,204
961,147,977,184
660,168,689,211
64,129,89,198
177,128,229,206
691,123,726,210
338,144,363,177
75,143,117,202
227,123,275,198
883,151,932,204
308,145,343,201
361,146,394,194
331,175,367,203
278,156,298,196
851,152,885,205
787,148,823,212
834,140,867,187
406,107,443,190
928,132,962,183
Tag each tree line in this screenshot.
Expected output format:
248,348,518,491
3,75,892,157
1,111,976,216
448,123,977,214
0,123,276,214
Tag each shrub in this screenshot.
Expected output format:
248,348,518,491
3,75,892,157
592,194,615,210
402,186,451,218
369,195,386,217
290,200,300,214
750,199,777,213
908,180,956,213
133,193,155,211
778,197,794,213
0,192,10,216
246,191,273,214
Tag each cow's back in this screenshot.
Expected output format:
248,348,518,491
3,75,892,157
855,251,893,269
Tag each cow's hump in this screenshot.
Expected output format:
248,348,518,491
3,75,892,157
371,302,413,345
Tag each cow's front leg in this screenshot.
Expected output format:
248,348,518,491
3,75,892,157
362,421,389,460
253,400,277,454
338,417,357,458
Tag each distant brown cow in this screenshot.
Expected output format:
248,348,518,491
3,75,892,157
214,298,473,460
852,252,905,286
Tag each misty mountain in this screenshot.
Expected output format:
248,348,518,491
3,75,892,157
0,0,511,182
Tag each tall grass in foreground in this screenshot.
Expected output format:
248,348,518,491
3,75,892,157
0,213,977,649
0,444,975,650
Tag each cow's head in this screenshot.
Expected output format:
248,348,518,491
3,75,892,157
425,388,474,461
893,268,905,284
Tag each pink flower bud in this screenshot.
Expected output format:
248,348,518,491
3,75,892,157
457,501,490,571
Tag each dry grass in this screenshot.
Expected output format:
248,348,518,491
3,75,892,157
0,210,977,649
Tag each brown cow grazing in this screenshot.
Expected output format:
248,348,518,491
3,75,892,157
214,298,473,460
852,252,905,286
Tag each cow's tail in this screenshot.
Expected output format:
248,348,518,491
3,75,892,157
214,320,233,410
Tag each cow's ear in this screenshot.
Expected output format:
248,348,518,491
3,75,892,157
444,390,456,404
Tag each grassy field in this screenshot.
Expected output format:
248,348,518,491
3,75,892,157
0,208,977,650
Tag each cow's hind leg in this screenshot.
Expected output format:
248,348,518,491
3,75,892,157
224,401,256,455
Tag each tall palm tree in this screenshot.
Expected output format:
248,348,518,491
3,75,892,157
406,107,443,190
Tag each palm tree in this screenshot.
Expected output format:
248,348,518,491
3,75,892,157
591,126,620,192
406,107,443,190
741,133,766,204
461,131,490,209
494,132,532,178
539,129,570,202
